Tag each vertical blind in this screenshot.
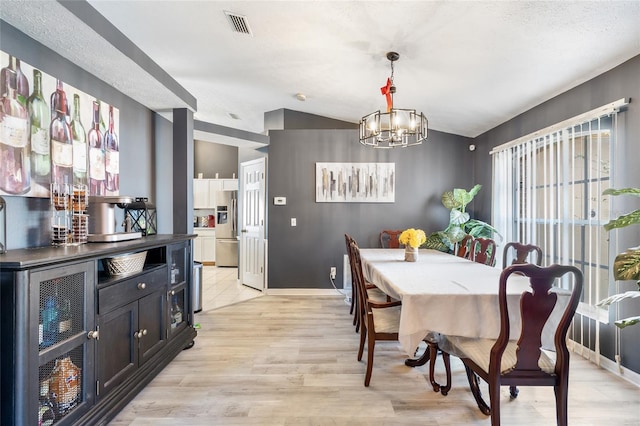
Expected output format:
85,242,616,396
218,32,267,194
491,99,627,327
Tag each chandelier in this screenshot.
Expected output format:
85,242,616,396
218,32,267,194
359,52,428,148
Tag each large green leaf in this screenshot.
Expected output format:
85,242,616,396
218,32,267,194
445,226,467,244
465,219,503,241
450,209,470,226
597,290,640,306
612,247,640,281
468,184,482,199
604,210,640,231
422,234,450,252
615,316,640,329
441,191,460,210
603,187,640,197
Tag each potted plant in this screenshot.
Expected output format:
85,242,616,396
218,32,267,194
597,187,640,328
423,184,500,252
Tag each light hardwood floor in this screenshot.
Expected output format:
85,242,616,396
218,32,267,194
111,295,639,425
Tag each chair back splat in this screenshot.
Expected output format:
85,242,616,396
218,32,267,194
456,235,475,259
470,237,497,266
380,230,403,248
502,241,542,269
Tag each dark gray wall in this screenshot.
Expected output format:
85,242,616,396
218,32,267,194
267,125,473,289
1,20,172,248
194,141,239,179
472,54,640,374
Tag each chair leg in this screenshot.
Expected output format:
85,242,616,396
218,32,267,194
349,286,355,315
555,380,569,426
509,385,519,399
352,286,358,326
364,326,375,387
357,317,366,361
488,378,501,426
464,364,491,416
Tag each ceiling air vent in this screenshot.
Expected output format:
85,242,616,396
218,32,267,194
224,11,253,36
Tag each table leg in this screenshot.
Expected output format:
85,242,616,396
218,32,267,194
405,341,450,393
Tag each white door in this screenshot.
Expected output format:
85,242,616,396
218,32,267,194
240,158,265,291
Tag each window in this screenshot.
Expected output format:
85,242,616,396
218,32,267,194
491,99,627,322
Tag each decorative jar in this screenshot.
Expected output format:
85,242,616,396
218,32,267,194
405,246,418,262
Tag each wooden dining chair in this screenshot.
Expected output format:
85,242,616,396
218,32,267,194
502,242,542,269
443,263,583,426
350,240,402,386
380,230,403,248
344,234,389,333
470,237,497,266
456,234,475,259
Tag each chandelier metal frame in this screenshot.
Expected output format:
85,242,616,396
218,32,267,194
359,52,428,148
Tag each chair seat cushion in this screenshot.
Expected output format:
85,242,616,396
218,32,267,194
366,286,390,301
445,336,556,374
371,305,401,334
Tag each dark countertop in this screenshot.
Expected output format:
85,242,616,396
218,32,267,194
0,234,196,270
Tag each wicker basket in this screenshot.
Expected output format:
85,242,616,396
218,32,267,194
103,251,147,276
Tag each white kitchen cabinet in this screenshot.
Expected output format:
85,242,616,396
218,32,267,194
193,179,225,208
208,180,223,207
222,179,238,191
193,179,210,208
194,228,216,264
194,179,238,208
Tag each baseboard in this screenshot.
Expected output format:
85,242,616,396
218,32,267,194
265,288,346,296
568,339,640,387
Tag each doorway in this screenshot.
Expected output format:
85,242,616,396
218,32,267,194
239,157,266,291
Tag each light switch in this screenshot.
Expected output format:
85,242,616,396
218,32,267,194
291,218,297,227
274,197,286,205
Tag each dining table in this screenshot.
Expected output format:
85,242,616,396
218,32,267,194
358,248,569,357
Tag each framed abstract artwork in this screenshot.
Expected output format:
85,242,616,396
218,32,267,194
315,162,395,203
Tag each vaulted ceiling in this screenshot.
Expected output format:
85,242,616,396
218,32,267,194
3,1,640,141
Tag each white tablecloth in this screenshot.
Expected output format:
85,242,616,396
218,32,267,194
359,249,567,355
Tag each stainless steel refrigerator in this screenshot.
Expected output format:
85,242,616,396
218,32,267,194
215,190,238,267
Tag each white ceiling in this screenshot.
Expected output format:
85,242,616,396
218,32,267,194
2,1,640,140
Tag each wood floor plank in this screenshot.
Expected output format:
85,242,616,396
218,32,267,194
111,295,640,425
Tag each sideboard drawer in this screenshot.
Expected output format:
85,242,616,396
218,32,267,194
98,267,166,313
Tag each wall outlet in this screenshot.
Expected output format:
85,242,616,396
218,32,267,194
330,267,337,279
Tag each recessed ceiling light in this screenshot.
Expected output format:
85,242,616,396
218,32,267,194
228,113,240,120
295,93,306,101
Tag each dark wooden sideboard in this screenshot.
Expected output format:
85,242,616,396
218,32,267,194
0,234,198,425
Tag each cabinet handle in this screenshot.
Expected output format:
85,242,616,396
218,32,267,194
137,282,146,290
87,330,99,340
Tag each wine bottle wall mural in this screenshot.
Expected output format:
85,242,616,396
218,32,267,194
0,50,120,197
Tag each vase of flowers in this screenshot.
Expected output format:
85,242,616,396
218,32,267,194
399,228,426,262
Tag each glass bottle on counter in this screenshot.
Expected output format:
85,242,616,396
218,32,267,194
28,69,51,185
104,105,119,193
0,68,31,195
70,94,87,186
50,81,73,187
88,101,105,196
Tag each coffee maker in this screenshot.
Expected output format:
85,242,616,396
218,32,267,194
87,196,142,242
